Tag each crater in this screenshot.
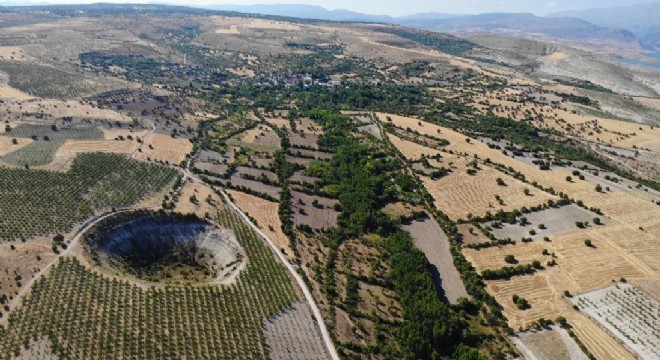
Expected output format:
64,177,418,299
84,211,244,284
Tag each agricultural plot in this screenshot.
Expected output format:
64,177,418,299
228,126,281,152
571,283,659,360
0,140,66,166
135,134,193,165
457,224,491,245
463,223,653,329
420,157,554,221
263,301,330,360
511,326,590,360
4,124,104,141
236,166,279,183
226,189,292,256
174,181,224,219
44,139,139,172
291,191,339,230
288,148,333,160
0,207,300,359
289,133,320,149
0,60,127,99
228,174,281,200
402,217,468,303
0,153,177,240
0,136,32,156
290,171,320,185
486,205,607,240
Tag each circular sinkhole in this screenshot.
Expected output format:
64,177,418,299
84,211,244,284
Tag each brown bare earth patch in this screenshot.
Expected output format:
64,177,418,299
382,202,424,219
135,134,192,165
291,191,338,230
263,301,330,360
403,218,468,303
457,224,490,245
226,189,292,258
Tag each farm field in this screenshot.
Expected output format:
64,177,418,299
0,153,177,240
486,204,607,240
511,326,590,360
290,191,338,230
0,5,658,360
571,283,660,360
228,125,281,152
402,217,468,303
135,134,193,165
226,189,292,257
263,301,330,360
420,161,554,221
1,208,301,359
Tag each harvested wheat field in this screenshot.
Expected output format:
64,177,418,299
511,325,589,360
40,139,138,171
263,301,330,360
420,158,554,221
388,133,440,160
2,100,132,123
226,189,292,257
0,136,33,156
402,217,468,303
136,134,193,165
101,127,149,141
174,181,223,219
230,125,281,152
182,112,220,122
463,223,657,330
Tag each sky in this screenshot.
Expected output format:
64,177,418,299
3,0,657,16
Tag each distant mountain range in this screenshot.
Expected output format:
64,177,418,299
206,3,660,50
549,2,660,48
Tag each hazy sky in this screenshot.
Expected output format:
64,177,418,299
5,0,658,16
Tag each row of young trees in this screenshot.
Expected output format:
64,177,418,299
0,208,297,359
